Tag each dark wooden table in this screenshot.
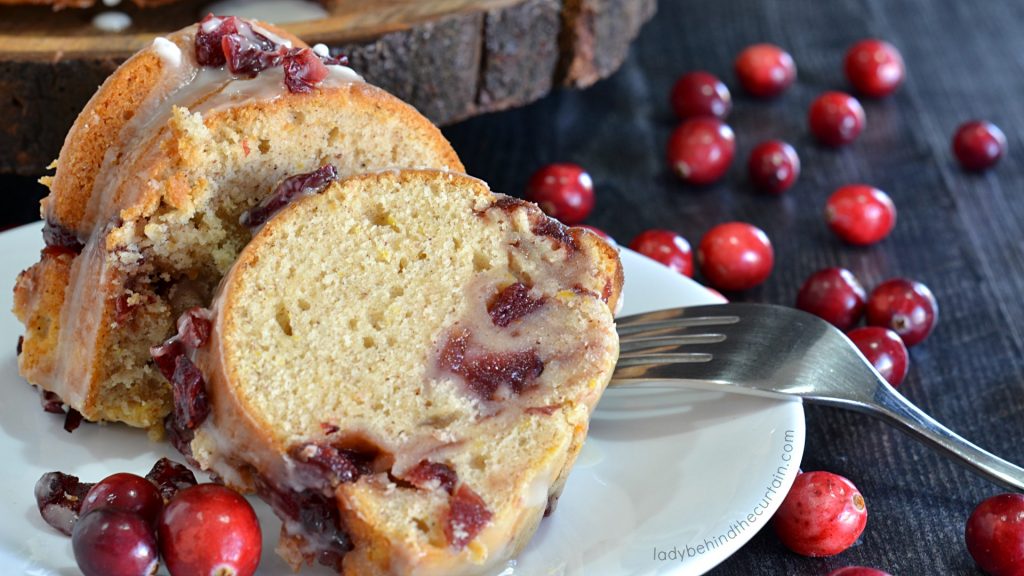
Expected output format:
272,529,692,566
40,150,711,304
4,0,1023,573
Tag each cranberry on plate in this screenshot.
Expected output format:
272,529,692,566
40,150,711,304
629,229,693,277
748,140,800,194
81,473,164,527
158,484,262,576
795,267,866,331
953,120,1007,171
671,71,732,120
825,184,896,246
72,508,159,576
809,91,866,147
866,278,938,346
965,493,1024,576
844,39,905,98
697,222,773,291
734,43,797,98
666,118,736,185
828,568,892,576
773,470,867,557
524,163,595,225
847,327,909,387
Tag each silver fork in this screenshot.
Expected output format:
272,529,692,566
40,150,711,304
610,302,1024,492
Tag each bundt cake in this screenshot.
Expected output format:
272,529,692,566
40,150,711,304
12,15,463,430
151,169,622,575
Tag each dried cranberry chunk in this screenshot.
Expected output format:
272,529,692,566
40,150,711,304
445,485,492,549
284,48,330,93
171,355,209,430
42,220,84,254
223,33,284,77
254,477,352,570
195,14,238,66
403,461,458,494
63,408,83,433
177,307,212,349
532,218,579,251
488,283,545,327
35,471,95,536
145,457,198,503
16,335,23,356
240,164,339,229
290,442,375,486
40,389,64,414
464,350,544,399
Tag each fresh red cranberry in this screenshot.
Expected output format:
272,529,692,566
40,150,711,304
773,470,867,557
795,267,866,330
748,140,800,194
866,278,938,346
847,327,909,387
81,473,164,527
828,568,892,576
488,283,545,327
445,484,493,549
966,493,1024,576
844,39,905,98
35,471,95,536
667,118,736,185
809,92,866,147
734,43,797,98
629,229,693,277
72,509,159,576
953,120,1007,171
524,163,595,225
670,71,732,120
578,225,616,246
158,484,261,576
825,184,896,245
697,222,773,291
145,458,198,503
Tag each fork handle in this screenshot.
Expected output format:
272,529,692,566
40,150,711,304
851,385,1024,493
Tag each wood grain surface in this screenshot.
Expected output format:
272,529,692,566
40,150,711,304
0,0,655,174
4,0,1022,573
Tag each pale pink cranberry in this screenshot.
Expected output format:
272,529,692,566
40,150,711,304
795,267,866,331
667,118,735,185
773,471,867,557
629,229,693,277
965,493,1024,576
866,278,938,346
734,43,797,98
825,184,896,246
158,484,261,576
809,92,866,146
953,120,1007,171
698,222,773,291
670,71,732,120
847,327,909,387
748,140,800,194
845,39,905,98
524,163,595,225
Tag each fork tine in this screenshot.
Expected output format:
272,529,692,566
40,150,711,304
615,310,739,337
618,333,727,352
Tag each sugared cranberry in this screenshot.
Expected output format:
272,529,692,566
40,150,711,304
965,493,1024,576
158,484,261,576
81,473,164,527
35,471,95,536
809,92,866,147
773,471,867,557
795,267,866,331
697,222,773,291
629,229,693,277
667,118,736,185
844,39,905,98
524,163,595,225
748,140,800,194
670,71,732,120
72,509,159,576
953,120,1007,171
241,164,339,229
828,568,892,576
847,327,909,387
866,278,938,346
488,283,545,327
825,184,896,246
445,484,493,549
578,225,616,246
734,43,796,98
145,458,198,503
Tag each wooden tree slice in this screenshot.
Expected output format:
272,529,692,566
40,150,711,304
0,0,655,174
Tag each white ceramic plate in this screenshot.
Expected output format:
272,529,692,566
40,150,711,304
0,223,804,575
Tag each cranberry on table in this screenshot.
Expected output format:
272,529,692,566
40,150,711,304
809,91,866,147
844,39,905,98
697,222,774,291
629,229,693,277
965,493,1024,576
670,71,732,120
825,184,896,246
666,118,736,185
847,327,909,387
81,472,164,527
828,568,892,576
866,278,938,346
158,484,262,576
748,140,800,194
953,120,1007,171
773,470,867,557
734,43,797,98
72,508,159,576
795,267,866,331
524,163,595,225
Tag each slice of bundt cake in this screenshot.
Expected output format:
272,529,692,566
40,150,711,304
13,16,463,430
154,169,621,575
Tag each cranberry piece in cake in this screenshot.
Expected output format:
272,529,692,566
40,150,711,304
445,485,493,549
403,461,458,494
488,283,545,327
240,164,339,229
